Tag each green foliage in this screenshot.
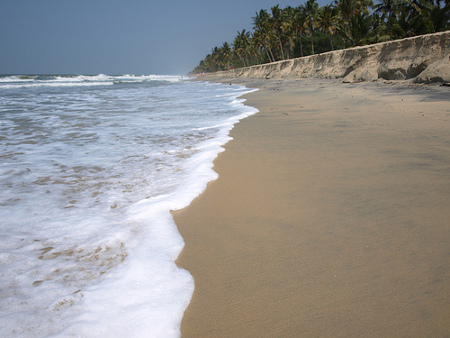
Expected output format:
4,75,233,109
191,0,450,74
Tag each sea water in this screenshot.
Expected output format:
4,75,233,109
0,74,257,337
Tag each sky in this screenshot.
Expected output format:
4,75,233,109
1,0,330,75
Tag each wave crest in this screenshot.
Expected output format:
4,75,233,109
0,74,186,89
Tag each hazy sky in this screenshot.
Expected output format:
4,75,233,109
1,0,330,75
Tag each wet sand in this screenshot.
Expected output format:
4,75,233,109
173,79,450,337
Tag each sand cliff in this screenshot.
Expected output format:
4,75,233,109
202,31,450,83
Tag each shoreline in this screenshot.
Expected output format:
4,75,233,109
173,78,450,336
196,31,450,84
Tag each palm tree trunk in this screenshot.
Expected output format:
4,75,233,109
267,45,276,62
278,35,285,59
264,47,273,63
300,36,304,57
239,55,246,68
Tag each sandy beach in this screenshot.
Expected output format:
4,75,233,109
173,78,450,337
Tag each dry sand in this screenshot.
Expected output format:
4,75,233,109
173,78,450,337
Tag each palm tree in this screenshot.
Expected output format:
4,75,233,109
430,2,450,31
375,0,399,35
336,0,354,42
350,12,375,44
406,0,450,35
253,9,277,62
336,0,374,45
250,29,265,64
316,5,339,50
270,5,286,60
281,6,297,59
233,29,251,67
293,6,307,57
303,0,319,54
220,42,232,69
210,47,220,71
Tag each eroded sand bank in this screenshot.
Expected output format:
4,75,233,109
200,31,450,83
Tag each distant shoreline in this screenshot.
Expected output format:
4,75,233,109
197,31,450,84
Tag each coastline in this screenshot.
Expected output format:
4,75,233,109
173,78,450,336
197,31,450,84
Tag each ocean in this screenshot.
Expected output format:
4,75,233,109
0,74,257,337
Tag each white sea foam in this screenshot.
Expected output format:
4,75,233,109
0,75,35,82
0,75,257,336
0,74,184,89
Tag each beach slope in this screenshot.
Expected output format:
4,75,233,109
173,79,450,337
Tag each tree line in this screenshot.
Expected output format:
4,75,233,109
191,0,449,73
